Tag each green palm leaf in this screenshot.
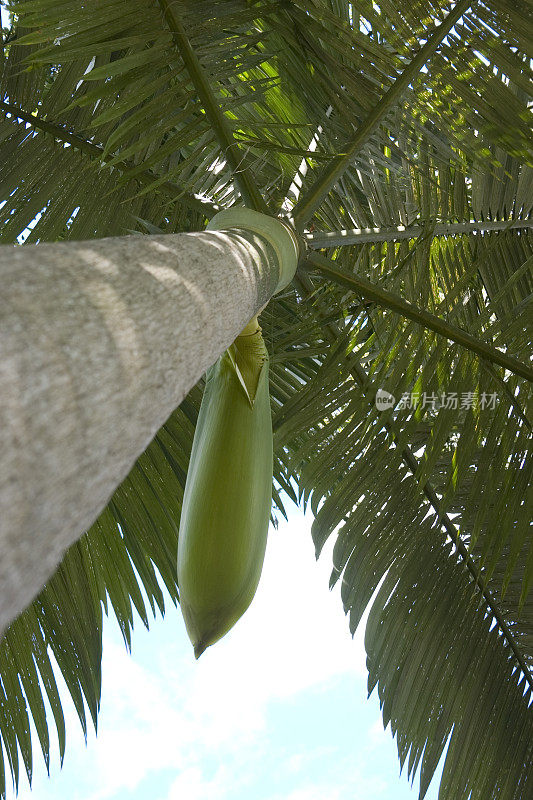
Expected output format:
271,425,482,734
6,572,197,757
0,1,531,798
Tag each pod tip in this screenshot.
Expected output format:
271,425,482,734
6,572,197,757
194,641,208,659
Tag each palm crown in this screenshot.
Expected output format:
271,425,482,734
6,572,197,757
0,1,532,798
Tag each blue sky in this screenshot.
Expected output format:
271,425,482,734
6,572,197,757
12,507,443,800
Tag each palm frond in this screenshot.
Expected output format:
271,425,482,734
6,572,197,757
0,1,532,798
273,287,533,799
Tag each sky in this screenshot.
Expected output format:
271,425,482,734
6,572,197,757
11,507,444,800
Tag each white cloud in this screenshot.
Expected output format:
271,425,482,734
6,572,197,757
79,644,188,799
369,715,388,745
165,765,232,800
284,787,342,800
285,747,337,776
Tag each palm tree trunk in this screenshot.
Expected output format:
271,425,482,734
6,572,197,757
0,212,298,634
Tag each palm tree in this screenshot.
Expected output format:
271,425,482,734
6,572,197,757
0,1,531,798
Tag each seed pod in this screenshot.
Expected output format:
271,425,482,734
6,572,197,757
177,319,272,658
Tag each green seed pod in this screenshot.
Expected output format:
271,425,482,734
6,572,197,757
177,320,272,658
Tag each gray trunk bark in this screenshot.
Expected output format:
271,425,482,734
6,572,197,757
0,213,298,634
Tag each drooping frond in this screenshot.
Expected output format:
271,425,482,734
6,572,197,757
267,234,532,799
0,1,532,798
